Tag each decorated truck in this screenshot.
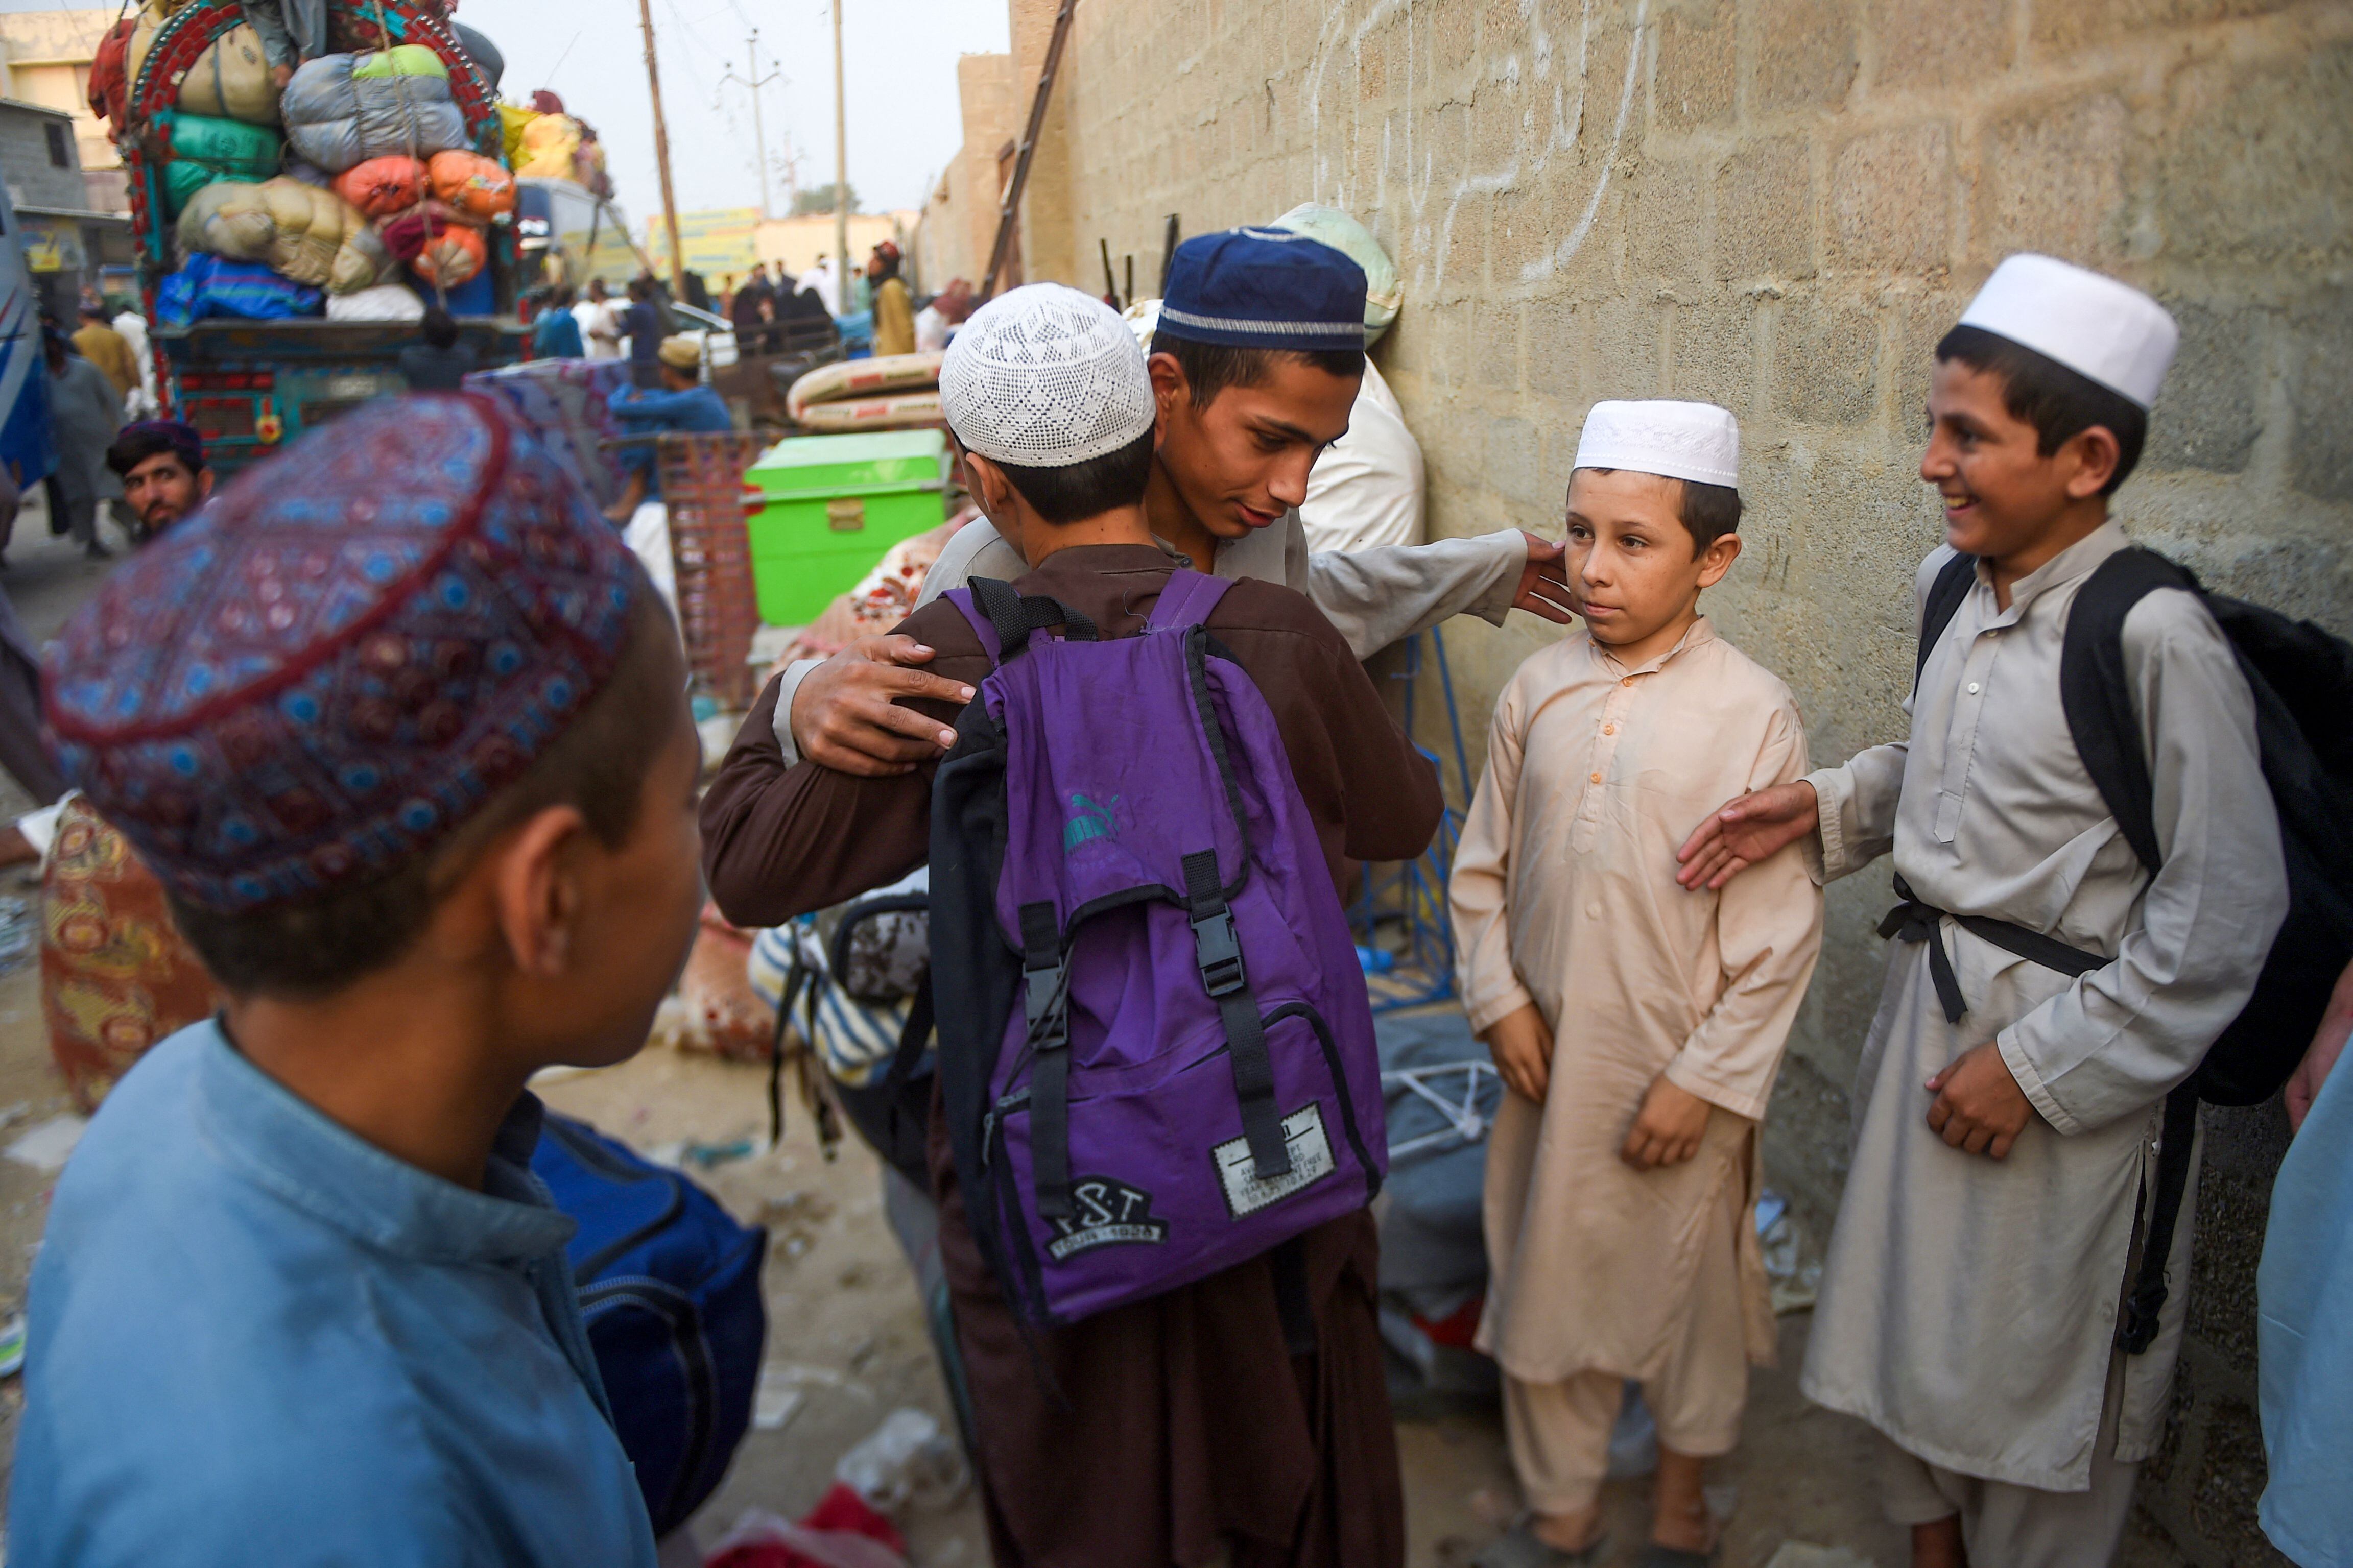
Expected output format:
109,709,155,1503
104,0,530,472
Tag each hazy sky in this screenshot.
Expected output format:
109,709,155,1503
3,0,1011,227
458,0,1009,223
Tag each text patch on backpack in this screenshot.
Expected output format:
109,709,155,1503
1213,1105,1337,1219
1045,1177,1171,1261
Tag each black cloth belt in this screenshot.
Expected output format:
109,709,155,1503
1879,874,2108,1024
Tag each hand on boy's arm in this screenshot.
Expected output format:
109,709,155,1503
1622,1075,1713,1171
1483,1003,1554,1105
1511,533,1578,625
789,635,974,777
1925,1042,2035,1160
1675,780,1820,892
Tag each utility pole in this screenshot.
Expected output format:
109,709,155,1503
637,0,686,294
721,32,783,221
831,0,849,298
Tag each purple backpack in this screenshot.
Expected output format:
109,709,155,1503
929,570,1388,1326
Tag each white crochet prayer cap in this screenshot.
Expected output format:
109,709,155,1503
940,283,1156,467
1572,400,1741,489
1957,254,2179,408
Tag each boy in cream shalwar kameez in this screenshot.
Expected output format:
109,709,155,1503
1678,257,2289,1568
1453,401,1823,1566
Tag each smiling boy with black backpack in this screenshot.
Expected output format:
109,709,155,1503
702,279,1441,1567
1677,253,2351,1567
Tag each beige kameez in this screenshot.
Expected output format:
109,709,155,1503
1798,525,2288,1541
1449,620,1822,1502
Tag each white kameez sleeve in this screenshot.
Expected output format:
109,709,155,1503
1299,528,1528,660
1448,671,1535,1036
1997,591,2290,1136
1666,704,1827,1121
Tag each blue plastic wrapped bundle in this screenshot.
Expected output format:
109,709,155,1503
155,254,324,325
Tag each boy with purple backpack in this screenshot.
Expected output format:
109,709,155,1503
702,279,1441,1567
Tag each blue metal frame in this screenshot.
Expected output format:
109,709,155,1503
1351,628,1475,1013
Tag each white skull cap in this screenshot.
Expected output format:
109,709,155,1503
1572,400,1741,489
1957,254,2178,408
940,283,1156,467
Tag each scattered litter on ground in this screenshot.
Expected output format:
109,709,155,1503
703,1483,908,1567
1758,1190,1823,1314
836,1408,969,1514
0,898,35,975
752,1366,805,1432
0,1311,24,1377
5,1113,88,1173
1765,1545,1881,1568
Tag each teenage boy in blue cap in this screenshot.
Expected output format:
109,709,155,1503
11,395,703,1566
705,282,1435,1568
775,225,1578,776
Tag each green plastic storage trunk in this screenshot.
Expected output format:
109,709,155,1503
743,430,953,626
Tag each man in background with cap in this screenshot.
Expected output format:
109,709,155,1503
603,336,732,523
774,226,1575,778
1676,254,2287,1566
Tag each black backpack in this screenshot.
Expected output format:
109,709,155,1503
1916,546,2353,1351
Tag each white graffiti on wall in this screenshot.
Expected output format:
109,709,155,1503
1304,0,1647,293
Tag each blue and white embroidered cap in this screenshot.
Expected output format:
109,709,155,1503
1153,228,1368,352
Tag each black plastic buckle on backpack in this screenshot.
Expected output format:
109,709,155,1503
1018,902,1079,1221
1192,904,1246,997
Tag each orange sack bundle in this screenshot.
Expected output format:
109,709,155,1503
331,155,425,219
410,222,486,287
427,149,514,220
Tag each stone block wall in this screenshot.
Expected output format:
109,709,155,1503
1005,0,2353,1557
915,53,1017,291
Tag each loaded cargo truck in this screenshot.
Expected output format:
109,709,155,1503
114,0,527,474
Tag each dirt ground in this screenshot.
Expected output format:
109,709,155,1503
0,507,2191,1566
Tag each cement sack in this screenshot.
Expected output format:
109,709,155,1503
175,23,280,124
177,177,388,294
791,391,944,435
782,352,943,423
326,282,425,322
281,47,465,174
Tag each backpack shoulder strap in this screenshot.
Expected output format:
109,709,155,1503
953,577,1101,662
2059,547,2199,877
1914,551,1979,691
1145,567,1234,633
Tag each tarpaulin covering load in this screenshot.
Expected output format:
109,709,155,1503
174,23,280,124
177,177,389,293
156,254,324,325
280,46,465,174
160,114,283,216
